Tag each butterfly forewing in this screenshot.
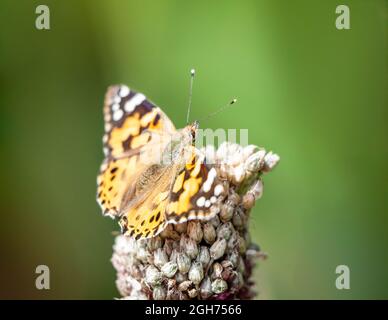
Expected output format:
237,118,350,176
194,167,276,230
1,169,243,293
97,85,175,217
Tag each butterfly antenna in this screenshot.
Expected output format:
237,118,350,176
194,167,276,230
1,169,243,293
198,98,237,122
186,68,195,124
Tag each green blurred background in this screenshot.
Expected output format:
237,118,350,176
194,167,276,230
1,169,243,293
0,0,387,299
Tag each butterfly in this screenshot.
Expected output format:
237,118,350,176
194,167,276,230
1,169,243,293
96,85,227,239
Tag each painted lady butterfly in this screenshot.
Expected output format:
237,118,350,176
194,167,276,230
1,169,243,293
96,85,227,239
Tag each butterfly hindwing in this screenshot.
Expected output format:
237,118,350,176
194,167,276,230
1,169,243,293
118,165,175,239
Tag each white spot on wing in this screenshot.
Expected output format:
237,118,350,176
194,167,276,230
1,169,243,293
112,103,120,111
214,184,224,196
196,196,205,207
111,95,121,104
124,93,146,113
205,200,211,208
119,85,130,97
113,109,124,121
104,123,112,132
203,168,217,192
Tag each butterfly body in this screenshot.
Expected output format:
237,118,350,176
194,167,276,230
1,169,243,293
97,85,226,239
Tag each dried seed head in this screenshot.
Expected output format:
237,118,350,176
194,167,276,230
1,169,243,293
231,164,245,184
154,248,168,269
220,203,234,222
227,231,239,251
166,278,176,290
161,261,178,278
210,239,227,260
237,235,247,254
245,150,266,174
145,266,162,287
221,265,234,281
227,191,241,206
109,140,279,300
228,148,244,166
137,238,148,248
169,248,179,263
263,151,280,172
221,260,234,269
114,235,134,255
152,286,166,300
231,272,244,291
227,250,240,269
210,215,221,228
166,288,181,300
187,221,203,243
160,224,173,238
188,262,204,285
219,163,228,179
168,230,181,241
211,262,223,280
246,179,264,203
232,209,245,230
242,193,255,210
244,231,251,248
120,292,148,300
111,253,125,273
115,274,131,297
160,224,181,240
175,272,188,283
177,252,191,274
200,276,212,299
187,288,198,298
136,246,151,263
178,280,193,292
238,257,245,274
211,279,228,294
203,222,216,244
147,236,163,251
180,235,198,259
198,246,211,267
216,222,234,241
174,222,187,234
163,239,174,256
242,145,259,160
129,265,142,279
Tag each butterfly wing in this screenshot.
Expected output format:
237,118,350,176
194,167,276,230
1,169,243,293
166,146,228,223
97,86,227,239
97,85,176,217
118,146,228,239
119,165,175,239
102,85,176,158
